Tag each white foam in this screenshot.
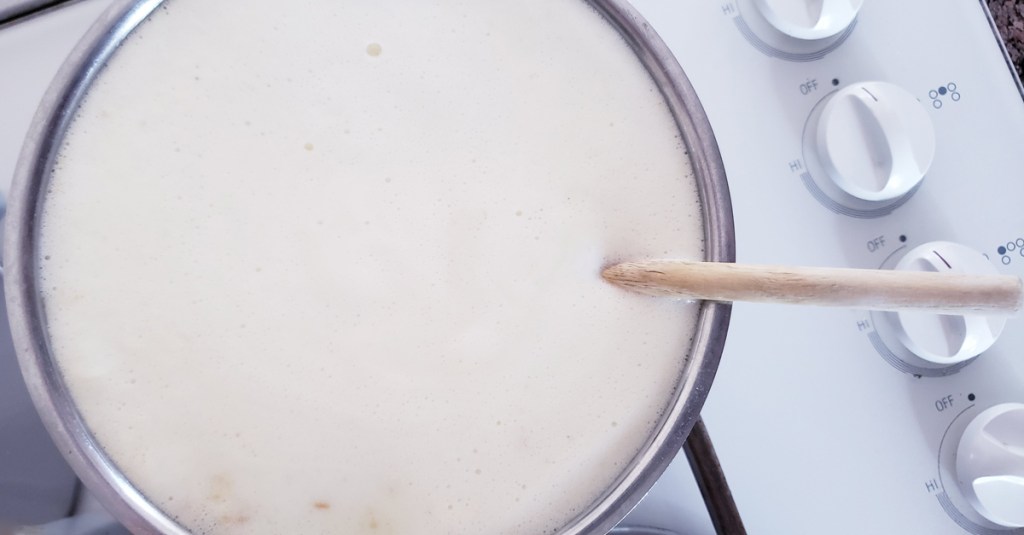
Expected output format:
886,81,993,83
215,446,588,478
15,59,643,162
38,0,705,533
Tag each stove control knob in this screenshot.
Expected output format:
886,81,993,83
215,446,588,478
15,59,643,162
753,0,864,41
876,242,1006,365
957,403,1024,528
812,81,935,205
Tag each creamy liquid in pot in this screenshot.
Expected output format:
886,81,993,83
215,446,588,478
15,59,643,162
38,0,705,533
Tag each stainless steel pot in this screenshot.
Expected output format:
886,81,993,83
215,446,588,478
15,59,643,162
4,0,735,533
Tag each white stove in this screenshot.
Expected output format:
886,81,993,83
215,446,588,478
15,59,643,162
2,1,1023,534
628,0,1024,532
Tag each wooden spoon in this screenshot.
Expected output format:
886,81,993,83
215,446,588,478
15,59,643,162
602,260,1023,316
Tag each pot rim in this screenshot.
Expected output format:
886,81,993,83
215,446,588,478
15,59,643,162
3,1,735,533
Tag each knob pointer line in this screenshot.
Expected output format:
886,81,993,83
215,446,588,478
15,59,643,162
602,260,1023,316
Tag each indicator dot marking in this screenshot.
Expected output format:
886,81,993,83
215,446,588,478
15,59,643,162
968,393,976,401
938,86,948,95
998,246,1007,255
899,235,907,243
832,78,840,86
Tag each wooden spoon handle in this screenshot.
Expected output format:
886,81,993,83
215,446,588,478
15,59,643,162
602,260,1023,315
